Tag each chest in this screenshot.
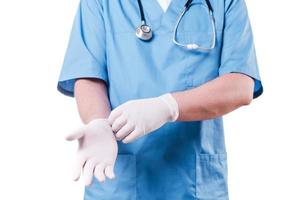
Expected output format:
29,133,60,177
102,0,224,35
103,0,225,99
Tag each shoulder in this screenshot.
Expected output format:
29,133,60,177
79,0,104,13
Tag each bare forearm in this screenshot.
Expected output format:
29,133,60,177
172,73,254,121
74,79,111,124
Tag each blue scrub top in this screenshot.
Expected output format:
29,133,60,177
58,0,263,199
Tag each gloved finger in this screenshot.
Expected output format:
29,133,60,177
115,123,135,141
122,128,142,144
104,165,116,179
65,126,85,141
72,156,86,181
108,107,123,125
111,115,127,133
94,164,106,183
83,160,97,186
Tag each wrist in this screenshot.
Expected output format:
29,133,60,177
159,93,179,122
84,115,109,124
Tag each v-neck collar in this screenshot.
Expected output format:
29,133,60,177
141,0,188,32
156,0,172,13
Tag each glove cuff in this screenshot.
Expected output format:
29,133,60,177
159,93,179,122
88,118,109,124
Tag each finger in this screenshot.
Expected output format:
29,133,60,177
65,126,85,141
72,156,86,181
83,160,97,186
108,107,123,125
115,123,135,141
122,129,142,144
111,115,127,133
104,165,116,179
94,164,106,183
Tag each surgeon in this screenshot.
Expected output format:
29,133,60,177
58,0,263,199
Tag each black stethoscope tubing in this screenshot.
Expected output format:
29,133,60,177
136,0,215,51
137,0,213,24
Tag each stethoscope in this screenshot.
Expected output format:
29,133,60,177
135,0,216,52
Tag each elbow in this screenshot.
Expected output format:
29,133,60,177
240,94,253,106
235,74,255,106
239,88,254,106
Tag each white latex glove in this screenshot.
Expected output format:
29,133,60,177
65,118,118,186
108,93,179,143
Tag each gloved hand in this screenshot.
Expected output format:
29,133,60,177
108,93,179,143
65,118,118,186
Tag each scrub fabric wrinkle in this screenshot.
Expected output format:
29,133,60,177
57,0,263,199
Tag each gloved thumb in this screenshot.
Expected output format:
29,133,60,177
65,126,86,141
104,165,116,179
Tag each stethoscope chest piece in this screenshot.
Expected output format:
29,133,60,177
136,22,153,41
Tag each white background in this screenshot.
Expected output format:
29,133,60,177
0,0,299,199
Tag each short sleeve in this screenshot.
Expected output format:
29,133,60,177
57,0,107,97
219,0,263,98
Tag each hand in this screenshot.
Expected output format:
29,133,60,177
108,93,179,143
65,119,118,186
